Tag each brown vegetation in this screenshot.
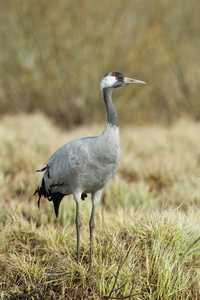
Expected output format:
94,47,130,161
0,0,199,127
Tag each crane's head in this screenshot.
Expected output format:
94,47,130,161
100,72,146,93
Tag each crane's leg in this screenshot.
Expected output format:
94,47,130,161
89,190,102,271
89,203,96,271
75,201,82,265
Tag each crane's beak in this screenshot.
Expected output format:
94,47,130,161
124,77,146,85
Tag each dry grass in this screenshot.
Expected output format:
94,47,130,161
1,114,200,299
0,0,200,126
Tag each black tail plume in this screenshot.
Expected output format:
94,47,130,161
48,193,65,217
33,177,49,208
33,178,65,217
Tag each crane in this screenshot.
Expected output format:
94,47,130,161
33,72,146,270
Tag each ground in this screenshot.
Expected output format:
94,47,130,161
0,114,200,299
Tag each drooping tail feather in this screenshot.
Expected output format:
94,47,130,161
48,193,65,217
33,177,64,217
33,177,48,208
36,166,48,172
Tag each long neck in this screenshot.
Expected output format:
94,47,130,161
102,88,119,127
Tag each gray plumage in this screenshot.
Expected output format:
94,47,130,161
34,71,145,270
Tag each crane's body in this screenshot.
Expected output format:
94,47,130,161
38,124,120,214
48,124,120,193
34,72,145,270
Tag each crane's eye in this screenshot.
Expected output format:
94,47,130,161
111,72,119,80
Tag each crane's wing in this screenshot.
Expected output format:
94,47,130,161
33,138,91,216
45,138,90,191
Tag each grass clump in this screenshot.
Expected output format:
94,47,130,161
129,209,200,299
1,209,200,299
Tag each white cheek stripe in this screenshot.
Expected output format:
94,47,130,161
100,76,117,91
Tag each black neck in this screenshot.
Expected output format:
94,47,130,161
102,88,119,127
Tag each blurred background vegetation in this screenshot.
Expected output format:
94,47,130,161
0,0,199,127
